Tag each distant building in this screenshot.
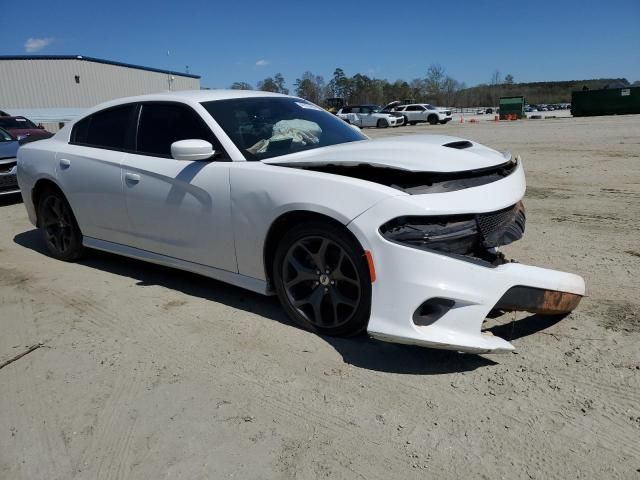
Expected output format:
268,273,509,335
0,55,200,131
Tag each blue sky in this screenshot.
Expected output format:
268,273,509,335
2,0,639,89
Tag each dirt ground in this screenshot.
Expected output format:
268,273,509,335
1,114,639,479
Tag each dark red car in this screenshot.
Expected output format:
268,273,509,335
0,116,53,140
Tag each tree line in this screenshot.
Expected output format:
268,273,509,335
230,66,632,107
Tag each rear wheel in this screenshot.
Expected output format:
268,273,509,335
273,222,371,337
37,188,84,261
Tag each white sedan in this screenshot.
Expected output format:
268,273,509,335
17,90,585,353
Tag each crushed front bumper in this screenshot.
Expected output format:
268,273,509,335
358,236,584,354
372,234,582,353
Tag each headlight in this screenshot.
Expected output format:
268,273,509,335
379,202,525,259
380,214,479,254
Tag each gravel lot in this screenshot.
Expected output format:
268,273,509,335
1,114,639,479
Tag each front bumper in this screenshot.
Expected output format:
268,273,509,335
355,229,584,353
0,160,19,196
347,161,585,353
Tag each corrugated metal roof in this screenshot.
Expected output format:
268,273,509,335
0,55,200,79
1,108,86,123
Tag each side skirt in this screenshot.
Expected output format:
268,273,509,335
83,236,270,295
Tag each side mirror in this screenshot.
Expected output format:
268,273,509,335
171,139,214,161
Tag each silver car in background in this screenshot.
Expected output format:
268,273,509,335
0,127,20,196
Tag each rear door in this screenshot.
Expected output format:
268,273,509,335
57,104,136,244
121,102,236,271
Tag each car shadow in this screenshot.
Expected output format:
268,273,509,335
15,228,502,375
486,312,568,341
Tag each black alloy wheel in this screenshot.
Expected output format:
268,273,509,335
273,222,371,337
37,189,84,261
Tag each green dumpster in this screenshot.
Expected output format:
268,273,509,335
571,87,640,117
499,96,525,119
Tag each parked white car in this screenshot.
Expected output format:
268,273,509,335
17,90,585,353
337,105,403,128
394,103,453,125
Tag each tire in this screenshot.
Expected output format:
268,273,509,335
376,119,389,128
37,188,84,261
409,121,417,126
403,116,409,126
273,221,372,337
428,115,438,125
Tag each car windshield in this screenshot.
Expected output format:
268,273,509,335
0,117,37,129
0,127,15,141
369,106,382,113
201,97,367,161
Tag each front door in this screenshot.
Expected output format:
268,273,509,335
121,102,237,272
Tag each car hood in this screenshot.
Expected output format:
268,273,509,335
0,140,19,159
263,135,511,172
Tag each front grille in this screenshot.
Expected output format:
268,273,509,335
0,160,16,173
0,174,18,189
476,201,525,248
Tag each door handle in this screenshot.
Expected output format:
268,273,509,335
59,158,71,169
125,172,141,184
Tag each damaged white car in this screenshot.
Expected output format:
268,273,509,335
17,90,585,353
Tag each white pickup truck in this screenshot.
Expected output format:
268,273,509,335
336,105,403,128
393,104,453,125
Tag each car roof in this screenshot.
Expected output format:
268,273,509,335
81,89,296,117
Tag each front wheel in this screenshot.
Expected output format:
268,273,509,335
428,115,439,125
273,222,372,337
37,188,84,261
376,119,389,128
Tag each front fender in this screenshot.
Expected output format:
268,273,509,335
229,162,401,280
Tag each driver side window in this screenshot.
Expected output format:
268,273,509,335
136,103,227,159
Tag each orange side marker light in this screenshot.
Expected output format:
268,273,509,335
363,250,376,283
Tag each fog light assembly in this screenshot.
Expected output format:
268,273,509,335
413,298,455,326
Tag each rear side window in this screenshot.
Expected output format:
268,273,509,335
341,107,352,114
71,104,135,150
136,103,223,158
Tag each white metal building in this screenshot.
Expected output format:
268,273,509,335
0,55,200,130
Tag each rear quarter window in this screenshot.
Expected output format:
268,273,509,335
71,104,135,150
